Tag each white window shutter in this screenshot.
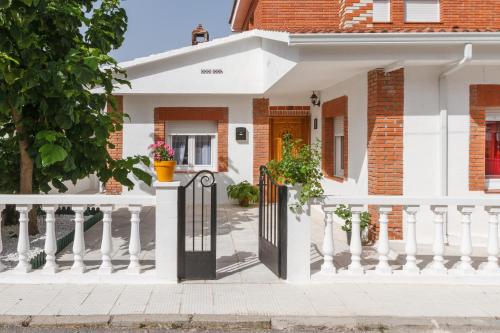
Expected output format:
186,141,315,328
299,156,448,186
373,0,391,23
405,0,440,22
334,116,344,137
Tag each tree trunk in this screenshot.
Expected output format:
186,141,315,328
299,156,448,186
10,106,39,235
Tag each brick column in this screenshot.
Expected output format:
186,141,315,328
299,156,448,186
367,69,404,240
106,95,124,195
253,98,270,184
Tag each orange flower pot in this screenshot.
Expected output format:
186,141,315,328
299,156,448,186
154,161,177,182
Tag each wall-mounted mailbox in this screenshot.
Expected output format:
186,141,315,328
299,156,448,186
236,127,247,141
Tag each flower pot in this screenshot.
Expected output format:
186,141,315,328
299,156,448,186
154,161,176,182
346,229,370,246
239,198,250,207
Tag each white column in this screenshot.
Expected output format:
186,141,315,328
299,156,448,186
0,205,5,272
348,205,365,275
99,205,114,274
482,207,500,274
286,185,311,282
155,181,181,281
320,208,336,275
424,205,447,275
127,205,142,274
15,205,32,273
402,205,420,275
42,205,58,274
71,206,86,273
457,205,475,275
375,206,392,275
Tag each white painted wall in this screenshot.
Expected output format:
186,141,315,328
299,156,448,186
121,94,256,203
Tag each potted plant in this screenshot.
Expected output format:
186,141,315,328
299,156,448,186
267,134,324,212
226,181,259,207
149,141,176,182
335,204,371,245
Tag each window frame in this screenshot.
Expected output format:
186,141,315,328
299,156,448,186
333,116,345,178
485,110,500,190
404,0,441,23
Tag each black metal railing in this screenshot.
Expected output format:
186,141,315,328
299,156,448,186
258,165,287,278
178,170,217,280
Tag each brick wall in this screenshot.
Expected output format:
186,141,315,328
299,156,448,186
242,0,500,32
253,98,271,183
367,69,404,240
322,96,348,181
154,107,229,172
469,85,500,192
105,95,124,195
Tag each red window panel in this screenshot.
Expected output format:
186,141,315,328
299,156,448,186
486,121,500,177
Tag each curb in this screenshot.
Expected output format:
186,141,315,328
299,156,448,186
0,314,499,332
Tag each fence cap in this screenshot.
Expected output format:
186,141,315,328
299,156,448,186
154,181,181,189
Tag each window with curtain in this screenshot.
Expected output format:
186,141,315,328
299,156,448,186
405,0,440,22
373,0,391,22
334,116,345,178
167,121,217,171
486,122,500,178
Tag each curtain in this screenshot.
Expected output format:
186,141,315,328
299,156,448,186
195,136,211,165
172,136,188,165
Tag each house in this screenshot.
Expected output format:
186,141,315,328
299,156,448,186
102,0,500,245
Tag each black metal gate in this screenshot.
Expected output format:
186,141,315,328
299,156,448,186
178,170,217,280
258,165,287,279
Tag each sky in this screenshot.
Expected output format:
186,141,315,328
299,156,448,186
110,0,235,62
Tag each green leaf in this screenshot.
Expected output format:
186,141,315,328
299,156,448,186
0,0,11,9
36,130,59,143
39,144,68,167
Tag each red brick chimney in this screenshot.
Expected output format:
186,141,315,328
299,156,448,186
192,24,209,45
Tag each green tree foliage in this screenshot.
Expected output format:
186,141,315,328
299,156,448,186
0,0,151,198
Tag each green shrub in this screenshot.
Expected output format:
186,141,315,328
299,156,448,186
227,181,259,207
335,204,371,232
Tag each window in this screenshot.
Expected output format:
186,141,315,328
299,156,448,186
373,0,391,23
486,111,500,191
166,121,217,172
405,0,440,22
334,116,345,178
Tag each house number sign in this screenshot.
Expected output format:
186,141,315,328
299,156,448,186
201,69,224,75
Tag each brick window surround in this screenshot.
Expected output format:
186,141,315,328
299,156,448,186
154,107,229,173
252,100,311,183
322,96,349,182
368,68,404,240
105,95,124,195
469,85,500,192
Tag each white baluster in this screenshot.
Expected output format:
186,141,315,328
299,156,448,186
481,207,500,274
403,205,420,275
424,205,448,275
348,205,364,275
71,206,86,274
99,205,114,274
127,205,142,274
0,205,5,272
42,205,58,274
15,205,32,273
457,205,475,275
320,208,336,274
375,206,392,275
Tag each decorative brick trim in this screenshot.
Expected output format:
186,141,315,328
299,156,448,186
269,106,311,117
253,98,270,183
469,85,500,191
106,95,124,195
154,107,229,172
340,0,374,29
322,96,348,181
367,68,404,240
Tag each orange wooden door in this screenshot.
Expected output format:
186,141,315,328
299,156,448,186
270,117,310,162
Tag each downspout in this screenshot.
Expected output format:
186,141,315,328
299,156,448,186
438,43,473,243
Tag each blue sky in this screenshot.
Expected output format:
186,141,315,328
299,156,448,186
111,0,235,62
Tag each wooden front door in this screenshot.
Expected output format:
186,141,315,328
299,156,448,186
270,117,310,161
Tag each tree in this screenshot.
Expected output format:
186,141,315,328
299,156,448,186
0,0,151,234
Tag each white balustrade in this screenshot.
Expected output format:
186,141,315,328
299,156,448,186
482,207,500,274
457,205,474,274
15,205,32,273
0,205,5,272
71,206,86,274
424,205,447,275
99,205,114,274
42,205,58,274
127,205,142,274
320,209,336,274
375,206,392,275
347,205,364,275
402,205,419,275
